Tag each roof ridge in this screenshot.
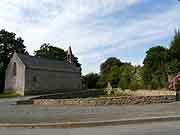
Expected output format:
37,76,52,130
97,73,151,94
17,53,66,63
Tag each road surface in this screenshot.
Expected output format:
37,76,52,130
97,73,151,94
0,121,180,135
0,98,180,123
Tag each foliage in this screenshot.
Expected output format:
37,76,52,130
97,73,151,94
99,57,135,89
82,73,100,89
168,59,180,74
98,58,122,88
168,30,180,74
98,57,144,90
118,63,135,90
0,29,27,92
176,80,180,91
107,65,120,88
169,30,180,60
100,57,123,74
129,66,144,90
34,43,66,61
72,56,81,68
96,74,108,88
142,46,168,89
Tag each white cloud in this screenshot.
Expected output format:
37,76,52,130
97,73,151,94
0,0,179,74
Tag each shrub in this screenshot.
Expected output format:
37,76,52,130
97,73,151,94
176,80,180,91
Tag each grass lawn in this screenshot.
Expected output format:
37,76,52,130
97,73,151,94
0,93,20,98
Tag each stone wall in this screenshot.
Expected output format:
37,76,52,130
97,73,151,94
17,95,176,106
5,53,25,95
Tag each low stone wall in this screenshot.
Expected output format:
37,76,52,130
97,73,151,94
17,95,176,106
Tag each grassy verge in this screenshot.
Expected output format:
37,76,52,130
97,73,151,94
0,93,20,98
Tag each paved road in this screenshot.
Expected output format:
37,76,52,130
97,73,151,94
0,121,180,135
0,98,180,123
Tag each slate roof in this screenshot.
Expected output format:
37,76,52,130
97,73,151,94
17,53,80,73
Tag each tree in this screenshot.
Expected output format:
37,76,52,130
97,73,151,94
34,43,66,61
98,57,138,89
169,30,180,60
143,46,168,89
99,57,123,88
100,57,123,75
118,63,135,90
107,65,120,88
129,66,144,90
82,73,100,89
0,29,27,92
168,30,180,74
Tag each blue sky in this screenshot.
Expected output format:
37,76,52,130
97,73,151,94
0,0,180,74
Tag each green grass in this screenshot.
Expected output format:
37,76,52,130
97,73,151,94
0,92,20,98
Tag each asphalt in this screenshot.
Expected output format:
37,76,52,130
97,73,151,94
0,98,180,127
1,121,180,135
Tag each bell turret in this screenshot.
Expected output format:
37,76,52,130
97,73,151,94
66,46,74,64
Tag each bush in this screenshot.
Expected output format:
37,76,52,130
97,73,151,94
176,80,180,91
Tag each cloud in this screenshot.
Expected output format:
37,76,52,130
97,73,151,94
0,0,180,74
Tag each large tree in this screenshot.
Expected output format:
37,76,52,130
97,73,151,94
99,57,123,88
0,29,27,92
34,43,66,61
100,57,123,75
143,46,168,89
169,30,180,59
168,30,180,74
99,57,136,89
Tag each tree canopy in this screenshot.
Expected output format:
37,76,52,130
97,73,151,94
168,30,180,74
143,46,168,89
100,57,123,75
34,43,66,61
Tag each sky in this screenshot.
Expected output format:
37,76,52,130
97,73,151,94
0,0,180,74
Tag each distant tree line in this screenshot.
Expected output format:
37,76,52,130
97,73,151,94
82,30,180,90
0,29,80,93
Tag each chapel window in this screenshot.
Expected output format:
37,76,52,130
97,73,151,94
13,63,17,76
